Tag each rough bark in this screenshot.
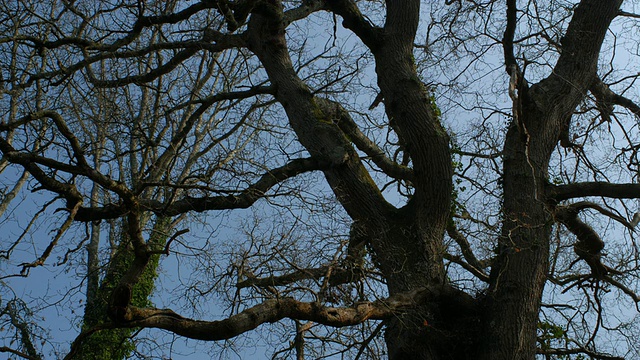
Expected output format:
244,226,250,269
0,1,631,359
482,1,622,359
246,1,458,358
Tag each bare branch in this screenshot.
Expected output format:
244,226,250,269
324,0,382,49
446,222,489,281
503,0,519,73
331,99,413,181
618,10,640,19
19,201,82,275
74,157,327,221
0,346,40,360
590,76,640,121
236,264,364,289
554,202,622,278
91,287,440,341
443,253,490,283
549,182,640,202
536,347,623,360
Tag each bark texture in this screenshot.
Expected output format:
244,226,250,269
482,1,622,359
0,1,630,359
242,0,623,359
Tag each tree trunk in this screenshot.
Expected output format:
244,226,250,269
78,217,171,359
481,2,622,358
247,0,622,359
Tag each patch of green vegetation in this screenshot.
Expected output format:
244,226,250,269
537,321,580,359
75,216,171,360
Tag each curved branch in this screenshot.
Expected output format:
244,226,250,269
324,0,382,49
74,157,327,221
284,0,326,26
331,100,413,181
554,202,622,277
23,35,243,90
236,264,364,289
0,138,82,208
86,47,199,88
90,287,440,341
14,1,218,53
590,76,640,122
246,8,394,222
443,253,490,283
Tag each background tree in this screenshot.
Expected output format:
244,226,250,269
0,0,639,359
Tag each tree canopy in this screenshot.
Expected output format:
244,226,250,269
1,0,640,359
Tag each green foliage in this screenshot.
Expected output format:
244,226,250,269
448,117,467,221
537,321,580,359
74,217,171,360
428,92,442,121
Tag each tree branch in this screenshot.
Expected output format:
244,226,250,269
0,346,40,360
0,138,82,209
74,157,326,221
554,202,622,277
324,0,382,50
536,347,623,360
330,99,413,181
549,182,640,202
590,76,640,122
446,222,488,281
236,264,364,289
82,287,439,342
503,0,520,73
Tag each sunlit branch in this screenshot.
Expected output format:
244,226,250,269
0,170,28,217
75,287,440,345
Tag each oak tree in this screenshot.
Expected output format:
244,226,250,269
1,1,639,359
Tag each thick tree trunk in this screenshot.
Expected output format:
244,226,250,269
368,3,457,359
248,1,621,359
482,120,552,360
481,2,622,358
